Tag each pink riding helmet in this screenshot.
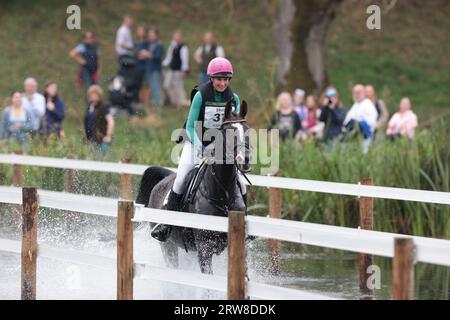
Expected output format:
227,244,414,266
207,57,233,78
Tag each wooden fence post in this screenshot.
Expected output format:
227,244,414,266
358,178,374,298
21,187,38,300
228,210,246,300
117,201,134,300
120,159,132,200
13,151,23,187
392,238,415,300
268,187,282,274
12,153,24,224
64,154,76,193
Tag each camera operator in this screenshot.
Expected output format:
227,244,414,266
319,87,347,146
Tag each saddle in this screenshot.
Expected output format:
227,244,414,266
178,160,208,211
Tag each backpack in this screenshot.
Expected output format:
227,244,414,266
175,85,200,144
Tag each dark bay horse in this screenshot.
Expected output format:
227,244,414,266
136,100,251,274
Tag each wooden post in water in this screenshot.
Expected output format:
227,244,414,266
268,187,282,274
64,154,76,193
228,210,246,300
117,201,134,300
120,159,132,200
358,178,374,298
392,238,415,300
21,187,38,300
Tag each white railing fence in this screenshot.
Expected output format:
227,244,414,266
1,186,449,300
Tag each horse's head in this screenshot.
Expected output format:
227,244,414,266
219,99,252,173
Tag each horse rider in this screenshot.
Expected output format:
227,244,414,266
151,57,247,242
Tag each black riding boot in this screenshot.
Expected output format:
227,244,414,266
151,190,183,242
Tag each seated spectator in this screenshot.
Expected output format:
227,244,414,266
386,97,418,140
42,81,65,138
319,87,347,143
21,77,46,135
343,84,378,154
293,88,307,132
365,84,389,134
0,91,33,153
84,85,115,154
269,92,302,142
69,31,100,90
134,25,151,107
304,95,323,139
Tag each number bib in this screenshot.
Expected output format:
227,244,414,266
204,101,229,129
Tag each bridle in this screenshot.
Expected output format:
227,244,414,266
198,118,252,214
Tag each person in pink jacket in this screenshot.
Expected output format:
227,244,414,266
386,97,418,140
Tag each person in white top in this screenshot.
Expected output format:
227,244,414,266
344,84,378,153
21,77,46,134
115,15,134,61
162,31,189,108
194,32,225,84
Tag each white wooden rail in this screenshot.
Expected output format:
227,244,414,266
1,153,449,204
0,238,335,300
1,186,449,267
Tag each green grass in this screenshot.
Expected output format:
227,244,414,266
0,0,449,238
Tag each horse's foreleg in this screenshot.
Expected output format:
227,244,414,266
161,241,179,269
198,250,213,274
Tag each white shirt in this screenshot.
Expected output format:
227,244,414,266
115,25,133,56
344,98,378,133
162,41,189,72
21,92,46,131
194,44,225,59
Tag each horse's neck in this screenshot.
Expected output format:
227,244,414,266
206,164,237,196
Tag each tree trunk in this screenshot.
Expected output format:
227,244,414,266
270,0,342,95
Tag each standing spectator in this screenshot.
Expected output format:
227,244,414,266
304,95,323,139
115,15,134,64
69,31,100,90
269,92,302,142
365,84,389,133
344,84,378,153
386,97,418,140
162,31,189,109
84,85,115,154
42,81,65,138
292,88,307,132
0,92,33,153
21,77,46,135
147,27,164,109
194,32,225,84
134,25,150,108
319,87,347,145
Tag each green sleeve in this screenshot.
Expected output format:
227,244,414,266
234,93,240,113
186,91,203,149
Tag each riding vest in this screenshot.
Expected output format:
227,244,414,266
186,81,237,147
81,44,99,73
200,44,217,73
169,43,185,71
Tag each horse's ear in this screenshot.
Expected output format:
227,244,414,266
239,100,247,118
224,99,233,119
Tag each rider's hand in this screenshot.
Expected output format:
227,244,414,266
195,146,203,162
